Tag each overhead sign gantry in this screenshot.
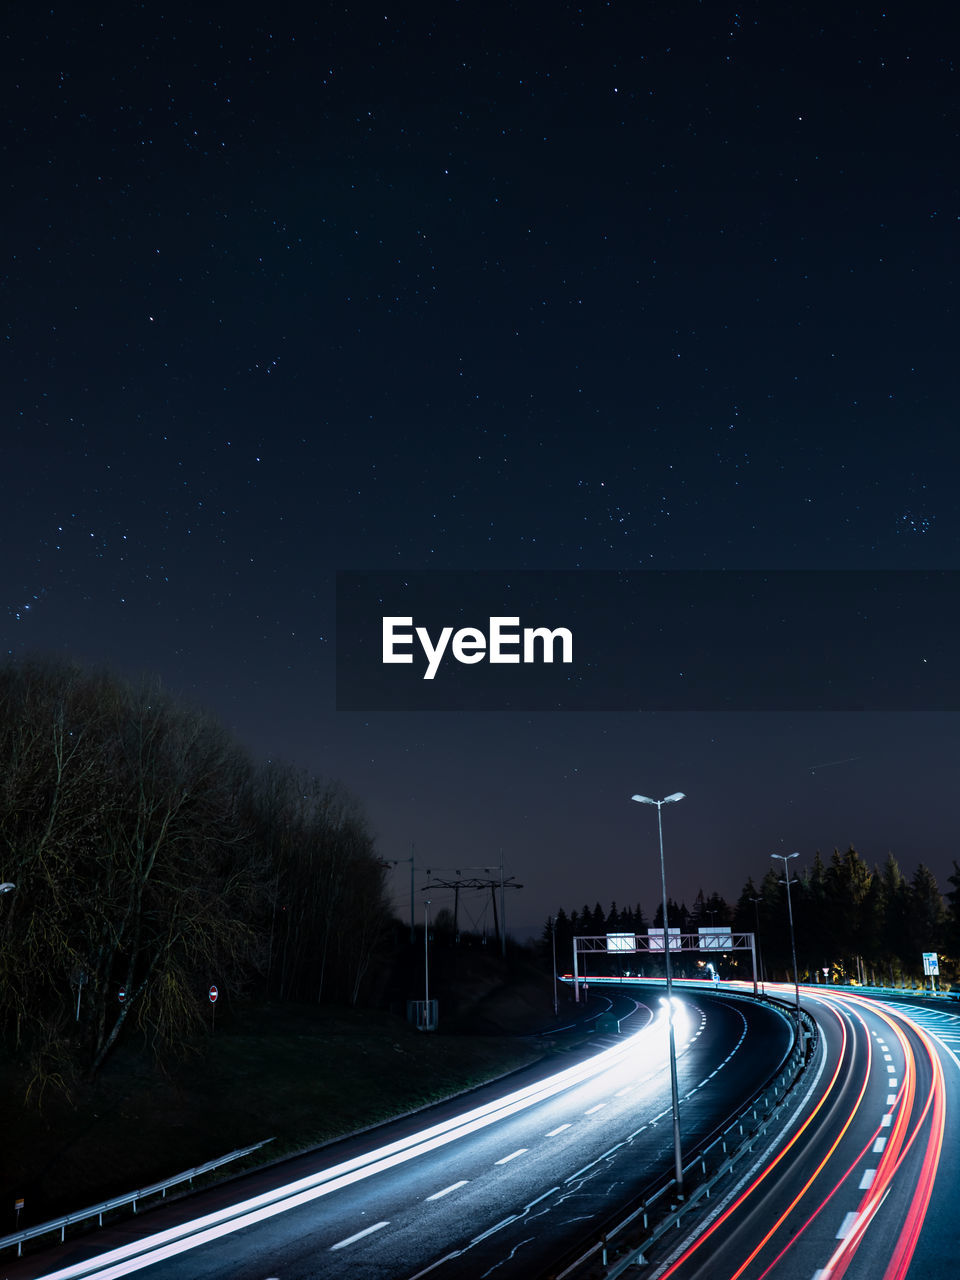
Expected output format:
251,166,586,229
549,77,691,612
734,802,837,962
571,928,759,999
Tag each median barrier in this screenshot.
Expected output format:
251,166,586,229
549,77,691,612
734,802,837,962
548,993,818,1280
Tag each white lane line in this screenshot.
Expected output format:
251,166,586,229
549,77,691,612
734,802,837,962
890,1078,898,1087
859,1169,877,1189
873,1136,887,1153
426,1181,468,1201
886,1065,895,1073
331,1221,389,1250
836,1211,859,1239
615,1087,634,1096
881,1114,892,1127
495,1149,528,1165
887,1094,897,1104
546,1124,571,1136
585,1103,606,1114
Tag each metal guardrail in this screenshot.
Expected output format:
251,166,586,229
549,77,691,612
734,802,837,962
0,1137,274,1259
812,982,953,997
548,996,818,1279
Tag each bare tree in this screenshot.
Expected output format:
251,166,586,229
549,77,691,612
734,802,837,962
0,661,267,1084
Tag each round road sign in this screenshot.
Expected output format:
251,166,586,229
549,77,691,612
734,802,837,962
209,985,219,1003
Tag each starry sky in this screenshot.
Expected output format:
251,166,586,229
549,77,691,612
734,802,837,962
4,1,959,943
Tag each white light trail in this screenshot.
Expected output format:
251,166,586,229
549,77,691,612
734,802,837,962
34,1004,687,1280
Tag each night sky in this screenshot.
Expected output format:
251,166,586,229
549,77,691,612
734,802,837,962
4,2,959,943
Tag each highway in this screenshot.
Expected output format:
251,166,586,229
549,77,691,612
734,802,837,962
8,989,792,1280
643,985,954,1280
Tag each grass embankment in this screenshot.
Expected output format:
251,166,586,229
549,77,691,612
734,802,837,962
1,1002,547,1230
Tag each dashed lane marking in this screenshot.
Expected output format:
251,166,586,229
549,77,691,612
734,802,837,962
330,1221,389,1250
495,1149,528,1165
836,1211,859,1239
427,1181,469,1201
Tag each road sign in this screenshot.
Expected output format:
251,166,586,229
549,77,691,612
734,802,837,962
209,985,219,1003
647,928,681,952
118,987,125,1003
922,952,939,976
698,926,732,952
606,932,636,952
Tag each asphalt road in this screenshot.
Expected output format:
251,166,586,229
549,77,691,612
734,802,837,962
8,989,792,1280
643,986,953,1280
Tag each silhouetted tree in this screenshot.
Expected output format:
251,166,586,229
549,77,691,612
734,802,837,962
904,863,944,979
0,659,266,1092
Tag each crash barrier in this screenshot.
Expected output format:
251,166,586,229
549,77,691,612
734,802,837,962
549,997,818,1279
0,1136,274,1260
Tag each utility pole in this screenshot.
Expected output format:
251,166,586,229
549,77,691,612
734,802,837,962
499,848,506,958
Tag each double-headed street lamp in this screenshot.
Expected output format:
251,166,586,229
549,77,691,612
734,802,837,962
632,790,685,1193
771,852,802,1037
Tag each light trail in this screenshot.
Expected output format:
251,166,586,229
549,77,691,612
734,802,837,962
751,999,913,1280
812,1001,919,1280
653,999,852,1280
722,996,872,1280
30,1002,693,1280
653,988,948,1280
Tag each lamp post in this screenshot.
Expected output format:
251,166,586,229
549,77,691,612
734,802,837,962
423,899,431,1010
632,791,685,1193
771,852,802,1037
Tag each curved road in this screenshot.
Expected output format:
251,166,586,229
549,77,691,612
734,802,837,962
9,989,791,1280
644,985,953,1280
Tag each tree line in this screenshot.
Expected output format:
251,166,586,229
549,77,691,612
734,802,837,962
545,850,960,986
0,658,392,1098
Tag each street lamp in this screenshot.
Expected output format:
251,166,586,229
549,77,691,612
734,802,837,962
423,899,431,1010
771,852,802,1038
0,884,14,895
632,790,685,1193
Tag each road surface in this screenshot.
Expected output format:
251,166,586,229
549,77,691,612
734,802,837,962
8,989,792,1280
643,985,954,1280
